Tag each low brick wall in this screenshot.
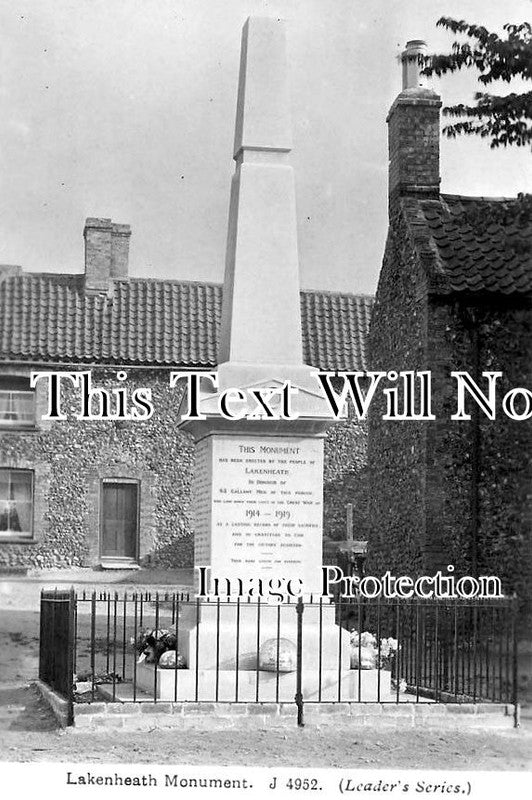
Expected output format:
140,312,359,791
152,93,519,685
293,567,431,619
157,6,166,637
68,700,516,732
33,679,71,728
33,678,518,732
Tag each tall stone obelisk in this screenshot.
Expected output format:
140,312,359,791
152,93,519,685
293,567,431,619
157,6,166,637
218,15,303,379
136,17,357,700
179,16,336,597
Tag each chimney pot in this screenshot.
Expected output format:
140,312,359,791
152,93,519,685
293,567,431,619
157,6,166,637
402,40,428,91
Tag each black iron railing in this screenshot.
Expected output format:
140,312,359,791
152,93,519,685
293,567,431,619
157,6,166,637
39,590,519,727
336,595,518,707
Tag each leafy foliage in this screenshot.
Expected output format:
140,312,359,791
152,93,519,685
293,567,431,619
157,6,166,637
422,18,532,148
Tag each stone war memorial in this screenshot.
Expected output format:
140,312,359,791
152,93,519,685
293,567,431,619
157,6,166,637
136,16,372,703
33,14,522,732
180,15,333,598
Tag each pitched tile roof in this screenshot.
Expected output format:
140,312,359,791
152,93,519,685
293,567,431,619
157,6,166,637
406,194,532,296
0,270,372,370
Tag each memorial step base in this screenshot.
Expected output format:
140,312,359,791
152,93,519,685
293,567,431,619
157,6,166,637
174,603,352,673
135,662,392,702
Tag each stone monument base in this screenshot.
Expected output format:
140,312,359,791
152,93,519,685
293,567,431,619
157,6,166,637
135,601,391,702
171,601,351,673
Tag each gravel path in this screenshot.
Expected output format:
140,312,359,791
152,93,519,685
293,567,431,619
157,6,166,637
0,683,530,770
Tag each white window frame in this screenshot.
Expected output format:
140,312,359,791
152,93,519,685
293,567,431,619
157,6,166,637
0,468,34,539
0,388,36,429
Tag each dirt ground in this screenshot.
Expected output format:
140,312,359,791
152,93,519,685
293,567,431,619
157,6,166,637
0,686,530,770
0,570,531,770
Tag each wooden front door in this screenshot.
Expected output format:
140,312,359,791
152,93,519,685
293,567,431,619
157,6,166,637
101,481,138,561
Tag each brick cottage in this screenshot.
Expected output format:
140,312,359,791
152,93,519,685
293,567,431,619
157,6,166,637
0,219,371,570
367,42,532,621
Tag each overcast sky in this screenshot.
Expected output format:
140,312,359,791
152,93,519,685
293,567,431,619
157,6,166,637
1,0,529,294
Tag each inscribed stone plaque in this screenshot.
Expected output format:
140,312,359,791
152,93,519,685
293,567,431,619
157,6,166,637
192,434,324,595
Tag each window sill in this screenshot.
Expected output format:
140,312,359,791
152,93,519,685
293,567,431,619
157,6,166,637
0,537,35,544
0,425,37,432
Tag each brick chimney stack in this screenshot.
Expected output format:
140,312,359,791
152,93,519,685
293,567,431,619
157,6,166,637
387,40,441,203
110,223,131,279
84,218,131,293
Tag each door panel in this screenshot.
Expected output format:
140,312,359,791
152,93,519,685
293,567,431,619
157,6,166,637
101,482,138,560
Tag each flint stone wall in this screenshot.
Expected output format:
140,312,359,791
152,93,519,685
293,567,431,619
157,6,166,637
0,368,366,569
367,201,532,619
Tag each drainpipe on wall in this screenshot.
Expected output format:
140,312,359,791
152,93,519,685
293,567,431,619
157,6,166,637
471,323,480,578
462,306,480,578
